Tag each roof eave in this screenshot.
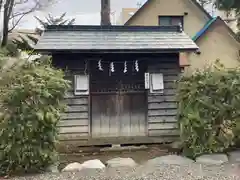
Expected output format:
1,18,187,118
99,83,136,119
35,48,199,54
192,16,240,44
192,17,218,41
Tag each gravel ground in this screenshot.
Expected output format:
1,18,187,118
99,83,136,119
9,163,240,180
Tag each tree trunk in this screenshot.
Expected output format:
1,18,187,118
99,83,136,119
0,0,3,43
101,0,111,26
0,0,3,11
1,4,9,47
1,0,14,47
1,23,9,47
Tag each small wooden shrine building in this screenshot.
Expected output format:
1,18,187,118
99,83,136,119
35,25,198,146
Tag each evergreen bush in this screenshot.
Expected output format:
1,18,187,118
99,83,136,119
0,58,70,175
177,63,240,158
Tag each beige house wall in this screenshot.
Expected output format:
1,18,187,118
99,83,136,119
125,0,240,71
126,0,210,38
117,8,138,25
184,22,240,74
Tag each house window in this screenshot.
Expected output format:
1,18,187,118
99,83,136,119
74,75,89,95
159,16,183,28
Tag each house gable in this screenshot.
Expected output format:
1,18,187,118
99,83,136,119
125,0,211,38
185,18,240,73
192,17,218,41
193,17,239,45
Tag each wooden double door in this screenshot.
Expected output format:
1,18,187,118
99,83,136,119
91,92,146,137
90,60,147,138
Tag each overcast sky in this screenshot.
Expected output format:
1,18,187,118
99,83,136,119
13,0,147,29
0,0,220,30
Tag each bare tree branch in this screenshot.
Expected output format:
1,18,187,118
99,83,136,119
14,0,28,6
10,10,29,19
9,1,38,31
1,0,53,47
8,11,29,32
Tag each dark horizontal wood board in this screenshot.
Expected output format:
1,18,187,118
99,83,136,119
147,56,180,138
52,54,89,140
51,53,180,144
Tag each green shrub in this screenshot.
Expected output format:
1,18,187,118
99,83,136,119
0,58,70,175
0,48,10,57
0,41,19,57
5,41,19,57
177,63,240,158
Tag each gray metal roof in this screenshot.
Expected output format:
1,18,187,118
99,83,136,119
35,25,199,52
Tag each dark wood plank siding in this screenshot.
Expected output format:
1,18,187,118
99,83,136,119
147,57,180,138
52,53,180,146
60,90,89,140
52,54,89,141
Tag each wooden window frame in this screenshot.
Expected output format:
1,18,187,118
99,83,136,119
149,73,164,94
158,16,184,29
74,74,89,96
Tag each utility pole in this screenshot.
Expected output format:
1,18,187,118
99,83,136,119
101,0,111,26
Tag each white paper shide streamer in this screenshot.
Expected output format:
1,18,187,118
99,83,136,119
110,62,115,72
123,61,127,73
135,60,139,72
98,60,103,71
97,60,140,73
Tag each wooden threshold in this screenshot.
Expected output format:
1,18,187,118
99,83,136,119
58,136,179,147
